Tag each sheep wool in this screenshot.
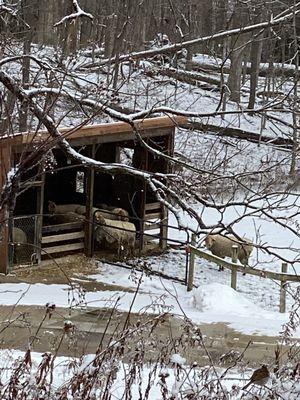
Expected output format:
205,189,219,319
205,234,253,265
95,214,136,257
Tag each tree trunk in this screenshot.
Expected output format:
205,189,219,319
19,38,31,132
248,31,264,110
289,4,299,178
227,37,248,103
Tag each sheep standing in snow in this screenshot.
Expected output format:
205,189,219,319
205,234,253,265
94,213,136,257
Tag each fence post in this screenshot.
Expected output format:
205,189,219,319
231,245,238,290
280,262,288,313
187,233,196,292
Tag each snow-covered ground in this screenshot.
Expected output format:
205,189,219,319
0,260,298,337
3,348,298,399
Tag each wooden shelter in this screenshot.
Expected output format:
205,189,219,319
0,116,186,273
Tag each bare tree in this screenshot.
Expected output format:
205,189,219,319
1,1,300,398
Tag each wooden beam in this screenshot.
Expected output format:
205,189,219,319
42,242,84,255
42,221,84,234
144,212,161,220
42,231,84,244
84,144,95,257
145,202,161,212
65,127,173,148
279,263,288,313
160,132,173,250
0,145,11,274
190,246,300,283
159,210,168,250
35,167,45,264
0,116,187,149
187,234,196,291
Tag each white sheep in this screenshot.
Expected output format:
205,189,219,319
94,205,129,221
12,227,27,244
95,214,136,257
12,227,27,264
48,201,129,222
205,234,253,265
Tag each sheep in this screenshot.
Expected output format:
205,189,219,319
95,204,129,221
205,234,253,265
48,201,85,215
12,227,27,264
94,213,136,257
12,227,27,244
48,201,129,221
53,212,85,224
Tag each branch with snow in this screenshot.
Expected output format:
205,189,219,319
0,69,207,230
54,0,93,27
0,1,16,16
81,1,300,69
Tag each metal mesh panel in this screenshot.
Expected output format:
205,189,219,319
12,216,39,265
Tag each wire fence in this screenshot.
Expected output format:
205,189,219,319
10,215,40,268
10,210,191,286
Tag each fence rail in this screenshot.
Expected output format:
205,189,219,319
187,234,300,313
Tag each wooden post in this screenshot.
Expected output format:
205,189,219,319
187,233,196,292
35,166,45,264
231,245,238,290
0,145,11,274
140,144,148,251
159,131,173,250
159,205,168,250
84,145,95,258
280,262,288,313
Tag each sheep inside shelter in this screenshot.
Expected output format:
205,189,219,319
0,116,185,272
94,213,136,258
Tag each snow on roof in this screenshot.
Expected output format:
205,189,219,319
0,115,187,149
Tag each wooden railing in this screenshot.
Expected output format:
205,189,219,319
186,234,300,313
42,221,84,257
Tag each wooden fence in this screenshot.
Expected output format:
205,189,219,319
187,234,300,313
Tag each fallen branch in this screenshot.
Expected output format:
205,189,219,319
181,121,294,149
145,66,221,88
81,3,300,69
188,60,297,79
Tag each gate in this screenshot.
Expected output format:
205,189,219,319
10,215,40,268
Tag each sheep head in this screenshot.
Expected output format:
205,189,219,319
205,235,215,249
48,201,57,214
95,212,106,225
114,208,129,221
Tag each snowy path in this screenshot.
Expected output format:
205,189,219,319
0,260,298,338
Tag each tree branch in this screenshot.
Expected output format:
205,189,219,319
54,0,93,27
